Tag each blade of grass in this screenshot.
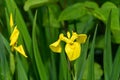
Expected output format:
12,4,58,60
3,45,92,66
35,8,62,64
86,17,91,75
103,10,112,80
59,48,71,80
0,33,11,80
16,53,28,80
110,45,120,80
32,11,48,80
87,25,98,80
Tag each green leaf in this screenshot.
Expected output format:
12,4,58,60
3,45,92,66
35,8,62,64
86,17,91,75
110,8,120,43
84,1,99,9
24,0,58,11
103,10,112,80
101,2,120,44
111,46,120,80
87,25,98,80
88,8,106,22
101,2,117,21
10,53,15,75
58,3,85,21
43,4,60,28
32,11,48,80
58,1,99,21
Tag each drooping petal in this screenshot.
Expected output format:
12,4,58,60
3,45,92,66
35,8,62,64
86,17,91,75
65,42,81,61
10,26,19,46
10,13,14,28
76,34,87,43
49,39,62,53
14,45,27,58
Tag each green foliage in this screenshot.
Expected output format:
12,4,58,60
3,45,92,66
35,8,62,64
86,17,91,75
0,0,120,80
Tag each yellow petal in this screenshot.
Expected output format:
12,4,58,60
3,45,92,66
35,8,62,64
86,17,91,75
10,26,19,46
49,39,62,53
65,42,81,61
76,34,87,43
10,13,14,28
14,45,27,58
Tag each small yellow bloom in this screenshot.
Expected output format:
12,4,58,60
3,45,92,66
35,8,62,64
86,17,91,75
49,31,87,61
10,13,14,28
10,26,19,46
14,45,27,58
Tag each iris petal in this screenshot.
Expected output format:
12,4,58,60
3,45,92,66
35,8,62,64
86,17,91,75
10,26,19,46
14,45,27,58
76,34,87,43
65,42,81,61
49,39,62,53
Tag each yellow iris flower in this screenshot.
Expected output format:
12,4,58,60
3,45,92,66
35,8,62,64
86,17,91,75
49,31,87,61
9,13,27,58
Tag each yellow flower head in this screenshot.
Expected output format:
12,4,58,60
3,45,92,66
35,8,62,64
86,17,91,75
10,26,19,46
14,45,27,58
49,31,87,61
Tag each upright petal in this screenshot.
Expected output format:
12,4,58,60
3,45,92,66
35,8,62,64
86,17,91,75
14,45,27,58
67,31,71,38
10,26,19,46
10,13,14,28
49,39,62,53
65,42,81,61
70,32,78,42
76,34,87,43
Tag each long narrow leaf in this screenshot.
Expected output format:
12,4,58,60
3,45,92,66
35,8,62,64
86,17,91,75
87,26,98,80
110,45,120,80
0,33,11,80
32,11,48,80
103,10,112,80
